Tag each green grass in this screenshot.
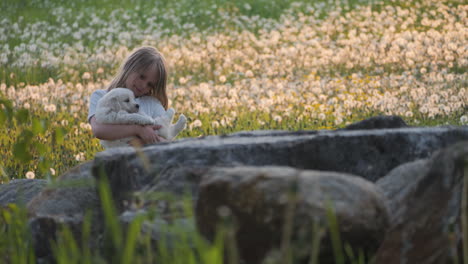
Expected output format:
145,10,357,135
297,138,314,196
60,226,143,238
0,179,226,264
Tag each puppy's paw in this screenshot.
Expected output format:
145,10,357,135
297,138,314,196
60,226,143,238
166,108,175,116
178,114,187,127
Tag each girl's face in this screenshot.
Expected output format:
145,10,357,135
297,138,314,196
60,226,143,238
125,66,158,97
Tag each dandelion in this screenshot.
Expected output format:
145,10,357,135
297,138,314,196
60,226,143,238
75,152,85,162
82,72,91,80
220,119,227,127
219,75,227,83
179,77,187,84
79,122,92,130
460,115,468,124
334,117,343,125
25,171,35,179
273,115,282,123
405,111,413,117
49,104,57,112
189,119,202,130
419,105,429,114
439,105,450,115
211,121,220,128
44,104,56,112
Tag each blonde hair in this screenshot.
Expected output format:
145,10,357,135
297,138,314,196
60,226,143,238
107,46,168,109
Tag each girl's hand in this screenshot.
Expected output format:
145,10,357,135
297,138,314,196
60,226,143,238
153,126,168,142
156,135,168,142
137,125,163,144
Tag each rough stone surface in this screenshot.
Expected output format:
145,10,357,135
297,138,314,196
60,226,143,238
26,161,102,258
28,161,98,216
141,166,209,200
196,166,390,264
93,126,468,203
376,159,429,220
342,115,408,130
119,209,196,250
0,179,47,207
374,141,468,264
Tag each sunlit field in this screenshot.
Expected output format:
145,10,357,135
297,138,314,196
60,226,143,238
0,0,466,181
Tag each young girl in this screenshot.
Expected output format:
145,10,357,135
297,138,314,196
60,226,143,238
88,46,169,146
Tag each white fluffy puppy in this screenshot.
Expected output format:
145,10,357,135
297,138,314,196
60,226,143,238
95,88,187,148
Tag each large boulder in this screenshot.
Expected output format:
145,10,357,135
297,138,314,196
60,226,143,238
26,161,101,258
374,141,468,263
376,159,429,219
28,161,98,217
342,115,408,130
195,166,390,264
0,179,47,207
91,126,468,208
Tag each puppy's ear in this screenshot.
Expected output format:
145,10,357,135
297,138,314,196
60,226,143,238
111,96,122,111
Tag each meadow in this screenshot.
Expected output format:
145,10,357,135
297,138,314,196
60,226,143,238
0,0,467,180
0,0,467,262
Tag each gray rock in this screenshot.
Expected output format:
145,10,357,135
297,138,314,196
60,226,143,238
376,159,430,221
29,214,85,259
26,161,101,258
119,209,196,250
226,129,319,137
195,166,390,264
28,161,98,216
0,179,47,207
342,115,408,130
374,141,468,264
141,166,209,200
92,126,468,205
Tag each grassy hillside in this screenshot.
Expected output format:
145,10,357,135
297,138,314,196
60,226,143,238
0,0,466,180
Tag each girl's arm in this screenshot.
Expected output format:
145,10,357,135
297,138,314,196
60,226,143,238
90,116,164,143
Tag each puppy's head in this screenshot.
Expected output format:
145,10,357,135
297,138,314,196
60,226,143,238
103,88,140,113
